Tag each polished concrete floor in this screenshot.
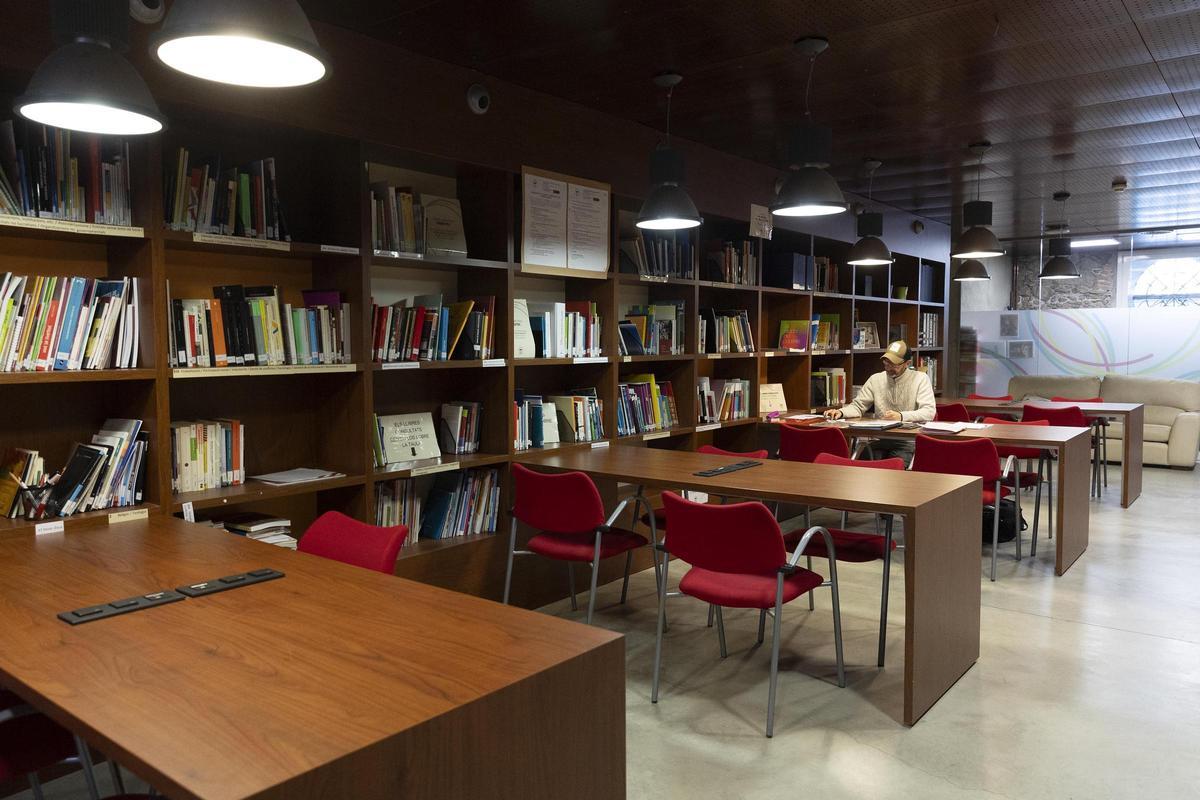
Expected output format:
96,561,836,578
12,468,1200,799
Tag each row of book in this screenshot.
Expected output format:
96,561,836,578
811,368,849,407
617,302,684,356
0,121,133,226
372,295,495,363
814,256,841,293
0,419,147,519
513,299,602,359
513,388,604,450
916,355,939,388
700,308,756,353
616,375,680,436
168,284,350,368
0,273,140,372
375,468,501,541
618,232,698,279
369,184,468,257
697,377,750,422
170,419,245,495
918,312,941,347
812,314,842,350
703,240,759,286
165,148,289,241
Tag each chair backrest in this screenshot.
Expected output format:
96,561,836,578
813,452,905,471
1021,403,1089,427
982,417,1048,427
299,511,406,574
911,434,1002,482
511,463,606,532
778,423,849,462
661,492,785,574
981,417,1048,458
1051,395,1102,403
697,444,769,459
936,402,971,423
968,393,1012,401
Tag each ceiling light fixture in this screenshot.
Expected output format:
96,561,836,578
1040,191,1080,280
16,0,164,135
152,0,330,88
953,258,991,281
771,37,846,218
847,158,892,266
1070,237,1119,248
636,72,702,231
951,142,1004,259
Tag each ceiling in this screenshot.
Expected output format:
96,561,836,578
304,0,1200,240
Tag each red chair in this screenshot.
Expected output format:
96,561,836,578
936,402,971,423
789,453,903,666
968,392,1014,420
505,464,648,624
779,423,850,462
299,511,407,574
1052,395,1109,493
1023,404,1102,499
982,417,1053,553
912,434,1016,581
0,708,78,800
653,492,845,737
639,445,769,533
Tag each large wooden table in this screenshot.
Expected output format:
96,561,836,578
527,445,981,727
948,397,1144,508
0,517,625,800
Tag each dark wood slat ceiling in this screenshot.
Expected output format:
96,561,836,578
304,0,1200,239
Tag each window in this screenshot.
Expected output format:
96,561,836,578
1124,252,1200,307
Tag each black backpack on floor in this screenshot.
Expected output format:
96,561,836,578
982,498,1026,544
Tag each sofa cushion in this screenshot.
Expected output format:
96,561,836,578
1008,375,1101,401
1108,420,1175,443
1101,374,1200,412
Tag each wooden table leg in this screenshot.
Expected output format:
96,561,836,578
903,480,981,725
1055,431,1091,575
1121,406,1144,508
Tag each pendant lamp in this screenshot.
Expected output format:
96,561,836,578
771,37,846,218
16,0,164,136
1040,192,1080,279
847,159,892,266
953,258,991,281
636,73,702,231
952,142,1004,259
152,0,330,88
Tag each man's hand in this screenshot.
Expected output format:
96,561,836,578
881,410,902,421
823,408,843,420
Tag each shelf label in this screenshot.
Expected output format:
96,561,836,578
763,351,775,357
590,440,610,449
35,520,65,536
320,244,360,255
193,232,290,252
411,462,461,477
706,353,723,359
695,422,721,432
573,356,607,364
0,215,144,238
788,348,806,354
811,350,826,356
643,431,671,441
482,358,506,368
381,361,420,370
181,502,195,523
174,363,356,378
109,508,149,525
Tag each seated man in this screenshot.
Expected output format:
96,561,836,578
822,340,935,462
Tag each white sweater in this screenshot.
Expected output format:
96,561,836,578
839,369,936,422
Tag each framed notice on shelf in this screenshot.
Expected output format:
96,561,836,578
521,166,610,275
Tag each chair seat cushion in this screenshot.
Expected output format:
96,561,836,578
527,528,647,562
679,566,824,609
782,528,896,563
981,486,1013,505
0,690,22,711
0,712,77,781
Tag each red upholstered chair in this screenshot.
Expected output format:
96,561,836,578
1052,395,1109,493
1023,403,1103,498
982,417,1053,552
912,434,1016,581
504,464,648,624
653,492,845,737
936,402,971,423
0,708,78,800
639,445,769,533
299,511,406,574
968,392,1014,420
779,423,850,462
785,453,903,666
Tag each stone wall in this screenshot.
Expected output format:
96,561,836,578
1012,250,1117,309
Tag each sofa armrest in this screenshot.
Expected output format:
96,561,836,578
1168,412,1200,468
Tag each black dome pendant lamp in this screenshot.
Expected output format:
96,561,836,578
1040,191,1080,280
951,142,1005,259
636,72,702,231
847,158,892,266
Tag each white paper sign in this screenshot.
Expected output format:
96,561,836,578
749,204,773,239
567,183,609,271
522,172,568,267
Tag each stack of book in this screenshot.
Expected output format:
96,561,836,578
168,284,350,368
777,319,810,350
417,468,501,540
814,256,840,292
617,375,680,435
617,302,684,356
369,183,467,257
513,390,546,451
919,312,940,347
810,368,848,407
0,419,147,519
170,419,245,494
765,252,814,290
514,387,603,447
0,121,132,225
916,355,939,388
697,377,750,422
218,512,296,550
164,149,288,240
618,232,696,279
812,313,841,350
375,478,422,546
700,308,755,353
372,295,495,363
704,240,758,285
438,402,482,455
0,273,140,372
514,299,601,358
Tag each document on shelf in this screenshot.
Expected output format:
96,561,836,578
566,182,609,271
250,468,346,486
522,169,568,267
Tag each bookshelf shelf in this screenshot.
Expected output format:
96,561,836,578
372,252,510,272
616,427,692,443
616,273,696,287
851,348,887,355
701,352,757,360
171,474,366,513
813,291,856,301
171,364,359,379
371,453,509,481
0,369,157,385
376,359,507,371
759,349,808,358
889,297,921,306
698,280,758,292
619,354,693,363
396,532,493,559
514,441,608,460
511,357,610,367
517,264,609,280
0,215,145,241
0,504,160,535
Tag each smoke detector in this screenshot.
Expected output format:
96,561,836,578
1112,176,1129,192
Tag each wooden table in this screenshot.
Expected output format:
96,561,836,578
526,445,981,727
948,398,1144,508
0,517,625,800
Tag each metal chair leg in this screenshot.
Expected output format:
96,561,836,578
1048,465,1054,539
1013,469,1022,560
620,549,633,605
1102,422,1109,488
757,609,766,644
1031,455,1043,558
502,517,517,605
878,516,893,668
766,580,784,738
806,555,815,610
567,562,578,611
108,761,126,795
651,554,670,704
586,531,602,624
990,480,1000,581
72,735,102,800
715,606,727,658
707,604,715,627
828,557,846,689
27,774,45,800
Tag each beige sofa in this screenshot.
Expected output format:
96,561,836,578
1005,374,1200,468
